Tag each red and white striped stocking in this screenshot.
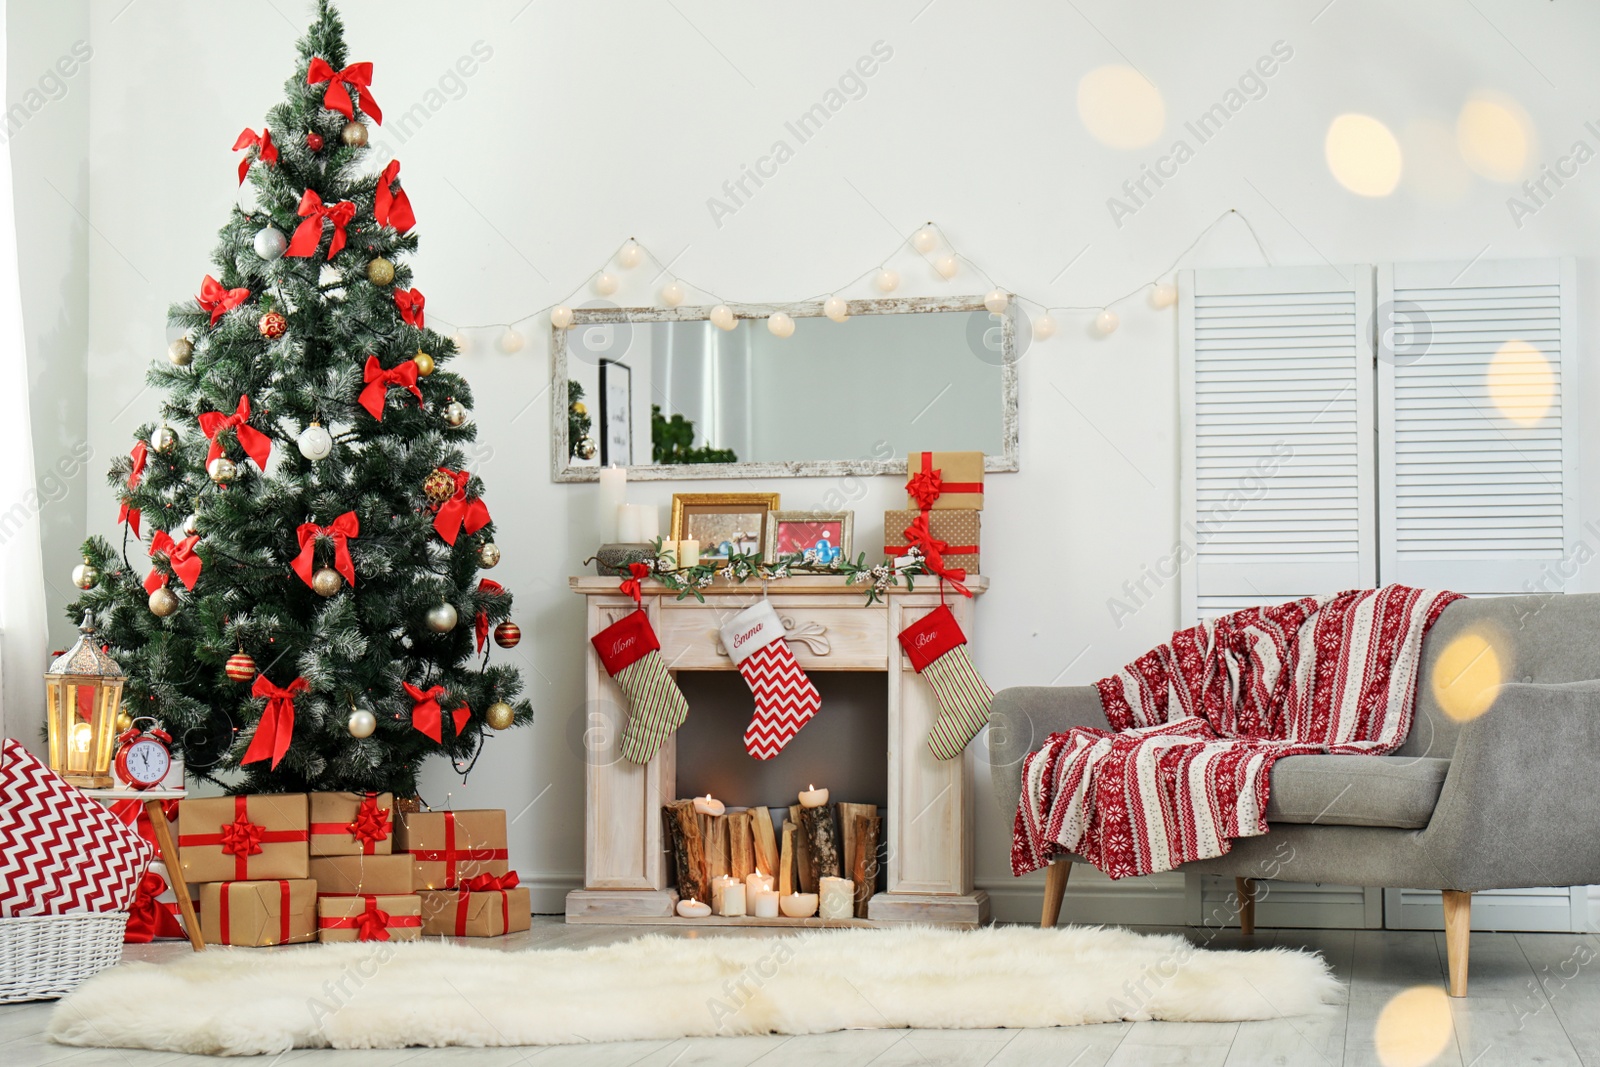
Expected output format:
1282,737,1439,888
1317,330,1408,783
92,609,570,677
901,604,994,760
720,601,822,760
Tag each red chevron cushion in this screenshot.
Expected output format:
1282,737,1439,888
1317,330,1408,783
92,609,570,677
0,738,154,915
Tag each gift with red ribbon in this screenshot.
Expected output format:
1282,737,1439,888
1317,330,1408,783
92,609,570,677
431,467,491,545
290,511,359,590
241,674,311,769
198,394,274,471
308,853,414,895
199,878,317,946
374,159,415,233
177,794,309,884
307,56,383,124
475,578,505,653
286,188,356,260
395,809,509,890
419,871,529,937
358,354,422,420
883,508,980,592
904,451,985,512
317,893,422,943
308,791,395,857
393,286,425,328
232,127,277,184
197,274,250,326
144,529,202,594
403,681,470,744
116,440,148,536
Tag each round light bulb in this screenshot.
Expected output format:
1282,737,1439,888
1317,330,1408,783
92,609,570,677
618,241,643,269
1032,313,1058,341
594,272,618,296
823,296,849,323
1095,309,1121,335
984,289,1009,314
660,280,685,307
874,269,899,293
934,254,958,280
912,226,939,254
450,331,470,354
710,305,737,331
1151,283,1178,308
551,305,574,329
767,312,795,338
498,327,525,353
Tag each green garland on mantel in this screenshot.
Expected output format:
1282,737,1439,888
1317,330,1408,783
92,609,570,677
621,540,933,605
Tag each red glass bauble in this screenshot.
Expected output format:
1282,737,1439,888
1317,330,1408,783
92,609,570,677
493,621,521,649
225,651,257,682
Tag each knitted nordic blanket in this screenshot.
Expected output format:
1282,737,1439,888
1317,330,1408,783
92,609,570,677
1012,585,1462,879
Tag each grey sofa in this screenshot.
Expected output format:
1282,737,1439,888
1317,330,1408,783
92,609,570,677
989,592,1600,997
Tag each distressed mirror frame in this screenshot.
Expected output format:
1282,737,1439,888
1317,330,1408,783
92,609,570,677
550,296,1020,482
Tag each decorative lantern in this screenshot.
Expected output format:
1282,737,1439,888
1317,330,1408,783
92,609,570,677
44,611,128,788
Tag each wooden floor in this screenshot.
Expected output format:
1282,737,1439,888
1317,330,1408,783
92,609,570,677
5,918,1599,1066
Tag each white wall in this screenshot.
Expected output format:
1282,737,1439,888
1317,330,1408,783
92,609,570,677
61,0,1600,916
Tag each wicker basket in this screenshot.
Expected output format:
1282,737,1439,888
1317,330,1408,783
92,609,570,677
0,913,127,1002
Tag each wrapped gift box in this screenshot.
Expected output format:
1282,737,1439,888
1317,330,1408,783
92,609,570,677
198,878,318,946
883,509,980,575
309,791,396,856
418,883,530,937
394,809,508,890
317,893,422,943
309,853,414,896
178,794,309,884
905,451,985,511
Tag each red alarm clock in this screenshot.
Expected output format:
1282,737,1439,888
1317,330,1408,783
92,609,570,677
114,719,174,790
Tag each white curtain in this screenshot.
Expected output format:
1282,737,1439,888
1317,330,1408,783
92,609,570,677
0,2,49,749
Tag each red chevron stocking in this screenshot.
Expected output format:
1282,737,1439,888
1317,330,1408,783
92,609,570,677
721,601,821,759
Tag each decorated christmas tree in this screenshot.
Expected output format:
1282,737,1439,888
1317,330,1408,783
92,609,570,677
67,0,530,797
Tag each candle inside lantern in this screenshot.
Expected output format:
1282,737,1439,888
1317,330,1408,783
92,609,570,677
720,882,746,917
818,876,855,920
598,464,626,542
678,539,700,567
780,892,819,918
752,889,780,918
692,794,725,816
798,784,829,809
676,898,710,918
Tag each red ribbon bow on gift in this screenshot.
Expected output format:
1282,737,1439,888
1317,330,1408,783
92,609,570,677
197,275,250,326
286,189,356,260
375,160,414,233
353,896,392,941
232,127,277,185
219,813,266,856
906,467,944,512
306,56,383,124
242,674,310,769
618,561,651,605
393,287,425,328
117,441,148,536
125,870,186,943
902,514,971,598
404,682,470,743
145,530,202,593
199,395,274,471
475,578,505,653
462,871,520,892
291,511,359,589
431,468,491,546
348,794,392,849
359,355,422,421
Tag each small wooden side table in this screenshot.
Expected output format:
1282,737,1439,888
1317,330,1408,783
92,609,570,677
81,788,204,952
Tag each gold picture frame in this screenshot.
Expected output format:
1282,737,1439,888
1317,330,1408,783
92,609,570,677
670,493,781,560
764,510,854,564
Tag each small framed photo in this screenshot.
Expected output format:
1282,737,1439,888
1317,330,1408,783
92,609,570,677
765,511,854,564
671,493,781,561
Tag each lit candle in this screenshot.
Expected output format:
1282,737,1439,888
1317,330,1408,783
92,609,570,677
678,539,700,567
752,890,780,918
598,464,626,542
709,874,738,912
720,882,746,917
746,871,774,896
676,898,711,918
692,794,725,817
660,540,679,569
780,892,818,918
798,784,829,809
617,504,644,543
818,877,855,920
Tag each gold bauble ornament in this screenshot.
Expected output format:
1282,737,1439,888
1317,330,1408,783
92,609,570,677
115,712,134,733
348,709,377,739
425,602,458,633
311,566,343,597
341,120,368,147
367,257,395,286
422,468,455,504
207,456,238,484
571,401,587,416
577,436,596,461
442,401,467,428
477,542,501,568
412,351,434,377
168,338,194,366
150,425,179,453
485,701,515,730
148,585,180,617
71,558,99,590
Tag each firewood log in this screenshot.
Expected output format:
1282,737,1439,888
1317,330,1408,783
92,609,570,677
800,802,842,883
787,804,815,892
664,799,709,905
728,811,754,880
751,806,779,877
851,813,881,918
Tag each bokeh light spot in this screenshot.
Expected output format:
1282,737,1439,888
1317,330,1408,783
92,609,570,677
1077,65,1165,150
1431,628,1507,723
1487,339,1555,426
1402,118,1472,204
1326,114,1403,196
1457,94,1533,183
1374,986,1454,1067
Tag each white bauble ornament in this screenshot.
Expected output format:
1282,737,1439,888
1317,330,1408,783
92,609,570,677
618,241,643,269
823,296,849,323
660,280,685,307
253,226,288,261
498,328,525,353
1151,283,1178,308
934,254,958,279
1095,309,1121,335
767,312,795,338
1032,313,1058,341
912,226,939,254
347,709,376,738
984,289,1010,314
873,269,900,293
710,305,737,331
183,513,200,536
426,602,459,633
551,305,573,329
594,272,618,296
297,421,332,461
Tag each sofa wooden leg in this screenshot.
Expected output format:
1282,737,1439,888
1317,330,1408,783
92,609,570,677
1041,861,1071,929
1442,890,1471,997
1236,877,1257,936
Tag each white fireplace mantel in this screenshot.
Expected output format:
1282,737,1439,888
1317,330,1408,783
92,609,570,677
566,574,990,928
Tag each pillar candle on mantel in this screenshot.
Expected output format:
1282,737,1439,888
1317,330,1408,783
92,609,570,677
819,877,854,920
720,882,746,917
617,504,659,544
746,871,774,896
752,889,779,918
678,539,700,567
598,464,626,543
710,874,739,913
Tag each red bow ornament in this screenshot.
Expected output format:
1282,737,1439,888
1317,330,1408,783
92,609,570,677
393,287,425,328
404,682,469,743
286,189,356,260
291,511,359,589
431,468,491,546
306,57,383,124
462,871,520,892
906,467,944,512
359,355,422,420
353,897,392,941
197,275,250,326
232,127,278,185
902,514,971,597
198,395,274,471
117,441,148,536
145,530,202,593
374,160,415,233
475,578,505,653
618,561,651,605
348,795,392,850
242,674,310,769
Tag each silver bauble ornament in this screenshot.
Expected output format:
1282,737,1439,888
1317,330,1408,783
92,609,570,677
207,456,238,484
485,701,515,730
425,602,458,633
311,566,343,597
477,542,501,568
168,338,194,366
347,709,376,739
341,120,368,147
148,585,180,617
71,559,99,590
150,425,178,453
577,435,596,461
183,513,200,536
442,401,467,428
253,226,288,261
297,421,333,461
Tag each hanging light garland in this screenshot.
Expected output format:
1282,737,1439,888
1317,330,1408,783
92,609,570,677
430,209,1272,346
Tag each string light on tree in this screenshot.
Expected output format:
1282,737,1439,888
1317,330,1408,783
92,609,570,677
767,312,795,338
660,280,685,307
823,296,849,323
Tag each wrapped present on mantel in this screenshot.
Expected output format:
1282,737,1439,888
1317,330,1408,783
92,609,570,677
178,794,309,884
394,808,509,890
317,893,423,943
309,791,395,856
905,451,985,511
419,872,530,937
198,878,318,946
884,508,980,577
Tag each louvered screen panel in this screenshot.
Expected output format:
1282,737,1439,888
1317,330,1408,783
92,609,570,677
1178,266,1376,625
1378,259,1576,593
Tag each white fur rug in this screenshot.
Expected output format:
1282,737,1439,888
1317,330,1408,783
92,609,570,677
49,926,1339,1055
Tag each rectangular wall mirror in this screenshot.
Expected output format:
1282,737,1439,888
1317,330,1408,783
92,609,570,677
551,297,1019,481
